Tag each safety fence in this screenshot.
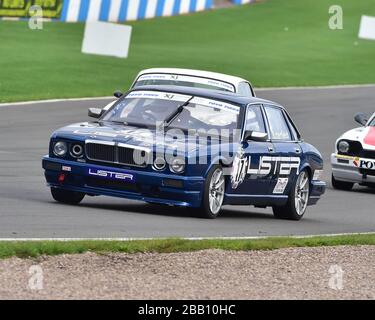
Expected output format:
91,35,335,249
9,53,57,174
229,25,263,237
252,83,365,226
0,0,255,22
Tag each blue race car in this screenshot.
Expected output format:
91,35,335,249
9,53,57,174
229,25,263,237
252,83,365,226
42,86,326,220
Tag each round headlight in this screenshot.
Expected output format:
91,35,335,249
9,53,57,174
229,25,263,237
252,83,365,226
71,144,84,158
169,158,185,174
53,141,68,157
338,140,350,154
153,156,166,171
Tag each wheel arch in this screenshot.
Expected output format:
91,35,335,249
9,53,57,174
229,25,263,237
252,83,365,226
300,163,313,181
204,156,231,178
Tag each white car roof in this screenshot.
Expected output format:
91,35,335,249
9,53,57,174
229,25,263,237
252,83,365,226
133,68,249,87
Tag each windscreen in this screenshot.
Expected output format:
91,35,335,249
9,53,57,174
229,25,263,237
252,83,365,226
102,91,241,132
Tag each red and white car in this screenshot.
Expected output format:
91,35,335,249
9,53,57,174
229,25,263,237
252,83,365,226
331,112,375,190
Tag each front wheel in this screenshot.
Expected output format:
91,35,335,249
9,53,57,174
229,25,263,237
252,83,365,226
50,188,85,205
273,170,310,221
199,165,225,219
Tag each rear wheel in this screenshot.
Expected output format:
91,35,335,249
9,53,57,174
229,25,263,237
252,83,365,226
199,165,225,219
50,188,85,205
331,174,353,191
273,170,310,221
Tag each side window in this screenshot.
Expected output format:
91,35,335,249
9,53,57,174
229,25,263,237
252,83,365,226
245,105,266,133
264,106,292,140
237,82,253,97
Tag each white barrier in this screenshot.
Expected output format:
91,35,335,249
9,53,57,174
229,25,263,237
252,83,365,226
359,15,375,41
82,21,132,58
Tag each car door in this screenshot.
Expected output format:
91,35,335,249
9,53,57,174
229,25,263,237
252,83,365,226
231,104,275,196
263,104,302,195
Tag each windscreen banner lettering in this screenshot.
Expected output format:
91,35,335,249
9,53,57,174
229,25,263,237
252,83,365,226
137,74,235,92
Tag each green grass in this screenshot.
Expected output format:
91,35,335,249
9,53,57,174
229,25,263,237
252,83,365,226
0,0,375,102
0,234,374,259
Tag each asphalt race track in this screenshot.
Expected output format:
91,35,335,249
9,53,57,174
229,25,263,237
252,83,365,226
1,86,374,238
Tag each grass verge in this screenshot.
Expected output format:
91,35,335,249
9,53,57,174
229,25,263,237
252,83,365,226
0,234,374,259
0,0,375,102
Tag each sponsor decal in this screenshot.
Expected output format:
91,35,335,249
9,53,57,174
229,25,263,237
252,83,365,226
88,168,135,183
164,93,175,100
230,148,248,189
125,91,192,103
356,159,375,170
190,97,240,115
247,156,300,176
0,0,63,18
124,91,240,114
137,74,235,92
273,178,289,194
231,154,300,189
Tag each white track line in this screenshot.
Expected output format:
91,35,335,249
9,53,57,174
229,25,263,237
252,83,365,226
0,96,113,108
0,232,374,241
256,84,375,91
1,83,375,107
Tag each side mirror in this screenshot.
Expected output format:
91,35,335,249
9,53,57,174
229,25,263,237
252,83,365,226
114,90,123,98
354,113,368,126
88,107,104,119
243,130,268,142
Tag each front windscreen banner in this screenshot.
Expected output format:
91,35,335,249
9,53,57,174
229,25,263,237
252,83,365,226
0,0,63,18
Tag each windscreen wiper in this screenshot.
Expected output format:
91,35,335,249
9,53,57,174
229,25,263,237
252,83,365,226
164,96,194,126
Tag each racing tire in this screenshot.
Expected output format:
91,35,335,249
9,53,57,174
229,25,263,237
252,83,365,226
50,188,85,205
198,165,225,219
272,170,310,221
331,174,353,191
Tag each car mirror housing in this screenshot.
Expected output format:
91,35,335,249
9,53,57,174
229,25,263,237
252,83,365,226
88,107,104,119
114,90,123,98
354,112,368,126
243,130,268,142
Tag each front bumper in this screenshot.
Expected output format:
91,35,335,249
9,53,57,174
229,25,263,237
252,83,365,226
331,153,375,185
42,156,204,207
308,180,326,205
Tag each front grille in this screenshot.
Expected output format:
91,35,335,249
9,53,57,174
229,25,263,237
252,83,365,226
360,150,375,159
85,141,149,167
118,146,134,164
86,143,115,163
359,168,375,176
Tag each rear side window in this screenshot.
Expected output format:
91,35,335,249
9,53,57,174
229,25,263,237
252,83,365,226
237,82,253,97
264,106,292,140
